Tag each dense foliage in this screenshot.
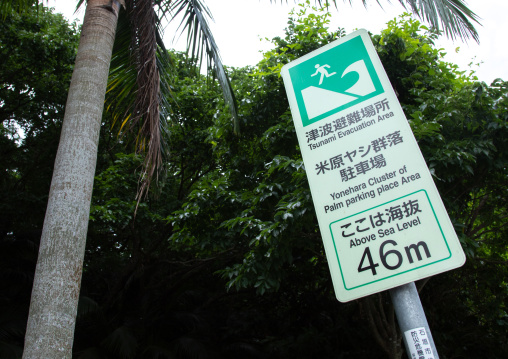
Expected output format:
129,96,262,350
1,3,506,359
0,7,79,358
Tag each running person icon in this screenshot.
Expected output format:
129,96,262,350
311,64,337,85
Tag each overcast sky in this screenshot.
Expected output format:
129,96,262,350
48,0,507,84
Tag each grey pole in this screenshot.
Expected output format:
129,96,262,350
389,282,439,359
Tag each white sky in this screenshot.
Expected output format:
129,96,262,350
48,0,508,84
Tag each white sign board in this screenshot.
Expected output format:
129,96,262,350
281,29,465,302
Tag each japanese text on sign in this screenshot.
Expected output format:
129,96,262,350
306,98,391,144
281,29,466,302
329,190,453,290
314,129,403,180
404,327,434,359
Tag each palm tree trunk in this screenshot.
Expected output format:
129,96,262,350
23,1,121,357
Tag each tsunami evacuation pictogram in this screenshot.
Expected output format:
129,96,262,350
287,35,384,127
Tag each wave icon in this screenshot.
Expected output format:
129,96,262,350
302,60,376,120
302,87,358,119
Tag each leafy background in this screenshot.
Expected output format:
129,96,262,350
1,3,506,359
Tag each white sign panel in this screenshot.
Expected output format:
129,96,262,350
281,29,465,302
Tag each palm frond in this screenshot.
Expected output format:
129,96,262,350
130,0,165,199
76,0,86,12
0,0,41,17
106,0,173,203
268,0,338,8
398,0,480,42
337,0,480,42
159,0,240,134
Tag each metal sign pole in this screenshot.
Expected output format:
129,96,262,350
389,282,439,359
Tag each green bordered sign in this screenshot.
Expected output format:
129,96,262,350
281,29,465,302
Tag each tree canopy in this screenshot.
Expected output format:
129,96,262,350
1,3,506,359
0,6,80,357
